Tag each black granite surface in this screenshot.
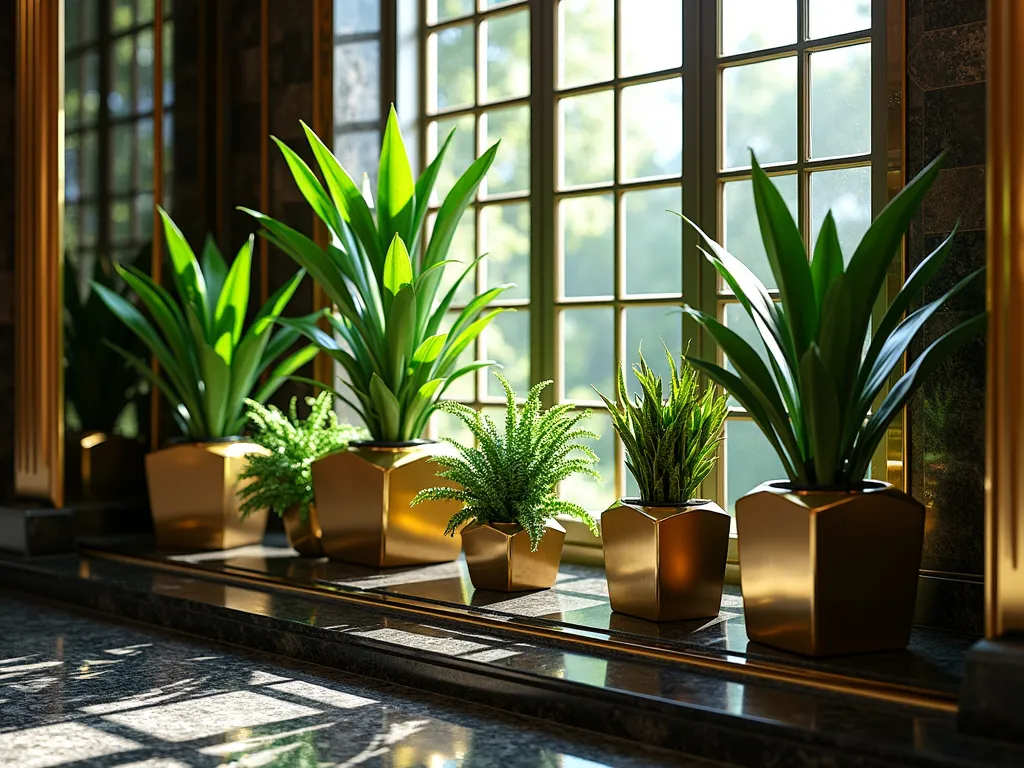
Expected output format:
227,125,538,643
2,550,1023,768
0,591,707,767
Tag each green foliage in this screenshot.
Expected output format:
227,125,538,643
92,208,317,439
241,107,510,442
595,347,727,504
65,246,150,435
238,392,367,520
680,152,986,487
412,373,600,551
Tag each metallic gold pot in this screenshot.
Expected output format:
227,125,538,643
463,520,565,592
282,504,325,557
736,480,925,656
602,499,730,622
145,441,268,551
311,441,462,567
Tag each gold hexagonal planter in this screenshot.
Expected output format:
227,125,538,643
602,499,730,622
736,480,926,657
282,504,325,557
311,442,462,567
145,441,268,551
463,520,565,592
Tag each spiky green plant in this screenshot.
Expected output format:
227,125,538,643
238,392,367,520
595,348,727,504
412,373,601,550
93,208,317,439
679,152,985,487
241,107,510,443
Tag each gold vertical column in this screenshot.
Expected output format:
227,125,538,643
311,0,334,387
986,0,1024,638
14,0,64,507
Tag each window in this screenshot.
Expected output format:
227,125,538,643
333,0,384,188
414,0,876,516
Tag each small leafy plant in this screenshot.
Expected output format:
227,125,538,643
238,392,367,520
596,348,727,505
93,208,316,439
679,152,985,487
412,373,601,551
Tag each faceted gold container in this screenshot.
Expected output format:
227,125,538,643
311,442,462,567
282,504,325,557
145,441,268,551
602,499,730,622
736,480,925,656
463,520,566,592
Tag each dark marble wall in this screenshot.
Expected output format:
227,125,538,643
906,0,987,631
0,3,15,502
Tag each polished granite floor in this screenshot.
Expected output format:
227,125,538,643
0,593,725,768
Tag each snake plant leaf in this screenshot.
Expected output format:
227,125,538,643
424,255,488,337
370,373,402,441
413,333,447,365
114,264,193,373
199,342,231,436
212,235,253,362
386,284,417,388
105,339,200,436
810,211,843,312
157,206,211,335
383,234,414,299
409,127,456,255
271,136,345,240
201,236,229,320
751,156,817,354
377,106,416,254
815,273,854,418
406,377,447,439
799,345,841,486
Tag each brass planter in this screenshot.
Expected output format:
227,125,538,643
736,480,925,656
311,441,462,567
602,499,730,622
463,520,565,592
282,504,325,557
145,441,268,551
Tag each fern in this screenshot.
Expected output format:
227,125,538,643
595,346,727,505
238,392,367,520
413,372,601,551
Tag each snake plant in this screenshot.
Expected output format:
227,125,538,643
596,348,727,504
241,106,510,443
93,208,317,440
680,152,985,487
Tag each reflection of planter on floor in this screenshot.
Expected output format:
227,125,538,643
312,442,462,567
737,480,925,657
146,441,268,551
603,499,730,622
282,504,325,557
463,521,566,592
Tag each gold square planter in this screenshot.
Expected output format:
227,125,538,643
282,504,325,557
311,442,462,567
463,520,566,592
145,441,268,551
736,480,926,657
602,499,730,622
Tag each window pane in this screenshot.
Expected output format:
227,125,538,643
624,186,682,296
135,29,154,113
484,309,530,396
620,0,682,77
722,174,797,290
82,0,99,43
621,78,682,181
560,194,613,298
134,193,154,241
723,301,773,408
111,124,134,193
81,203,99,248
111,0,133,31
810,166,871,264
65,57,81,130
64,205,80,254
333,130,381,193
809,0,871,39
335,0,380,35
109,36,134,116
725,419,787,515
434,212,477,307
66,1,81,47
431,23,475,112
559,90,614,188
483,9,530,103
136,118,153,188
722,57,796,169
623,306,683,395
561,308,613,401
561,410,615,512
138,0,154,24
483,105,530,195
81,131,99,199
441,312,477,401
65,135,81,202
557,0,613,89
82,51,101,124
481,202,529,300
431,409,474,446
334,41,380,123
431,0,474,24
810,43,871,160
430,115,475,203
111,199,132,244
163,20,175,107
721,0,796,56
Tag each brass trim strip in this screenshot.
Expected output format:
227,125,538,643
14,0,63,506
986,0,1024,638
83,547,958,714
